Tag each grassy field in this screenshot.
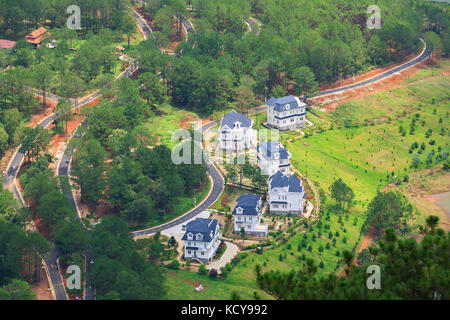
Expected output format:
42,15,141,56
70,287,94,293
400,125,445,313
164,59,450,300
133,104,203,149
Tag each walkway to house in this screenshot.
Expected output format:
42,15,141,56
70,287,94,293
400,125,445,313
208,241,239,271
303,201,314,219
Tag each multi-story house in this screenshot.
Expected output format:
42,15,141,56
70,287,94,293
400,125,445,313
268,171,306,215
266,95,307,130
217,110,257,152
181,218,222,264
232,194,268,237
257,141,292,176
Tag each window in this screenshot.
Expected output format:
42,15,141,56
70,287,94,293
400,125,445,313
188,251,191,254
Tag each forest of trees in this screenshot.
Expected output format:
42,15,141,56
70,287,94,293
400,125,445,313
256,218,449,299
0,183,50,300
70,77,208,225
126,0,449,116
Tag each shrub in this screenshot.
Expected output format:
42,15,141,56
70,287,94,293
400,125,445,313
168,259,180,270
209,268,218,278
198,264,208,275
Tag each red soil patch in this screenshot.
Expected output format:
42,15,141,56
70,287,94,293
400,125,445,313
0,145,17,173
179,114,198,129
28,96,58,128
309,59,430,112
221,190,230,207
318,53,419,92
32,267,55,300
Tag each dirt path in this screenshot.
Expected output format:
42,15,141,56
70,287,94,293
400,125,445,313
31,267,54,300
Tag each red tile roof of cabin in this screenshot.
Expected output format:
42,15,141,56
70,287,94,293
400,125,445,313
0,39,16,49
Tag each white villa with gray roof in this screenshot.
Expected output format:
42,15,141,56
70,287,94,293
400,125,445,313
232,194,268,237
182,218,222,264
268,171,306,215
266,95,307,130
217,110,257,152
257,141,292,176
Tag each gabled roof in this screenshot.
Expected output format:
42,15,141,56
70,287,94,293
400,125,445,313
25,27,47,45
266,95,306,112
0,39,16,49
26,27,47,39
181,218,220,242
232,194,261,216
257,141,290,160
220,110,252,129
268,171,303,193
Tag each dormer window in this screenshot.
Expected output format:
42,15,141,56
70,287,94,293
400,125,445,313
187,233,193,240
236,207,243,214
285,104,290,110
196,234,203,241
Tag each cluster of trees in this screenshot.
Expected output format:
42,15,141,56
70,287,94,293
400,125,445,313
71,78,207,224
90,216,166,300
0,179,50,300
363,190,413,240
142,0,188,47
224,160,266,190
128,0,450,119
21,155,76,229
0,67,41,157
418,0,449,58
131,0,437,116
256,218,449,299
0,0,131,37
329,178,355,211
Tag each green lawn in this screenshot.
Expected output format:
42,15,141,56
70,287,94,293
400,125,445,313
133,104,203,149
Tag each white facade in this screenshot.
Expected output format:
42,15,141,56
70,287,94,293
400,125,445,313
182,219,222,264
217,110,257,152
268,171,306,215
232,195,268,237
266,96,307,131
257,141,292,176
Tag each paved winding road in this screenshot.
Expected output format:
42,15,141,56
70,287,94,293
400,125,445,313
133,121,224,237
306,37,430,100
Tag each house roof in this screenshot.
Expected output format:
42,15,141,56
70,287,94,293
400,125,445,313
0,39,16,49
269,171,303,193
25,27,47,44
26,27,47,39
181,218,220,242
266,95,306,112
220,110,252,129
257,141,290,160
232,194,261,216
